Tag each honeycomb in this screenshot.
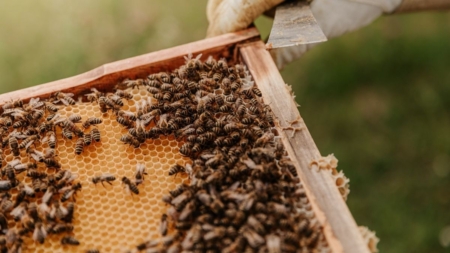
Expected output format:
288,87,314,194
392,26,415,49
2,86,190,253
310,154,350,201
358,226,379,253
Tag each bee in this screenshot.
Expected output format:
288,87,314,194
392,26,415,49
120,135,140,148
86,250,100,253
0,213,10,232
32,222,47,244
134,163,147,186
160,214,168,236
60,182,82,202
61,236,79,245
68,114,82,123
91,128,101,142
2,99,23,110
184,53,203,74
122,176,139,195
254,132,274,147
99,96,118,112
45,102,59,113
217,58,228,71
203,55,217,71
53,91,76,105
82,117,103,128
9,135,20,156
106,94,123,107
168,164,185,177
44,158,61,169
27,170,47,179
116,117,133,128
115,89,133,99
123,79,144,89
75,138,85,155
0,181,12,191
92,173,116,187
61,202,75,223
12,120,28,129
62,120,83,137
85,88,105,102
41,131,56,148
83,132,92,146
51,223,74,234
179,142,193,156
62,128,73,139
155,72,170,83
0,117,12,127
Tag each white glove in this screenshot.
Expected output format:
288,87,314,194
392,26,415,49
207,0,403,69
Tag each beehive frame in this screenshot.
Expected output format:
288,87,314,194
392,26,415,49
0,27,370,253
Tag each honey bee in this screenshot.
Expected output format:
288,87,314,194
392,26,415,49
169,184,187,198
2,99,23,110
120,134,140,148
160,214,168,236
68,114,82,123
41,131,56,149
51,223,74,234
91,128,101,142
122,176,139,195
168,164,185,177
45,102,59,113
0,181,12,191
157,72,171,83
92,173,116,187
134,163,147,185
0,117,12,127
53,91,76,105
179,142,193,156
8,135,20,156
108,94,124,106
123,78,144,89
75,138,85,155
184,53,203,76
62,201,75,223
60,182,82,202
83,132,92,146
32,222,47,244
115,89,133,99
86,250,100,253
27,170,47,179
61,236,79,245
116,116,134,128
254,132,274,147
82,117,103,128
62,128,73,139
85,88,105,102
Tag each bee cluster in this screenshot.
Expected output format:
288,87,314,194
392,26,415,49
107,54,331,253
0,93,100,252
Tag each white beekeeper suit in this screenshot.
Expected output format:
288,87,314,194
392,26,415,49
206,0,436,69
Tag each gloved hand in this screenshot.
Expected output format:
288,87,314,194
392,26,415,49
206,0,403,69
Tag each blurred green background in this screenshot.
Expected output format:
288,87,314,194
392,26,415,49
0,1,449,252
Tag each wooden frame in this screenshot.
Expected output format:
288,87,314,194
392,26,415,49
0,28,370,253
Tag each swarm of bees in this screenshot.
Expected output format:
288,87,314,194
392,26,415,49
0,54,330,253
109,54,330,253
0,93,93,252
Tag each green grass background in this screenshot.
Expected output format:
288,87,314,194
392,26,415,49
0,1,449,252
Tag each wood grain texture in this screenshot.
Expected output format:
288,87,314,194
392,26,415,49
239,41,370,253
0,27,260,105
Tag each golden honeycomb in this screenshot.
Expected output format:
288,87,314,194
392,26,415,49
2,86,190,253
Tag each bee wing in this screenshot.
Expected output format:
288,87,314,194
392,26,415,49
38,203,50,214
58,186,71,194
9,159,21,167
195,53,203,61
101,173,115,179
30,153,42,162
60,98,70,106
41,135,49,144
10,205,25,219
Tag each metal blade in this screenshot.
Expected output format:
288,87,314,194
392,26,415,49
266,0,327,50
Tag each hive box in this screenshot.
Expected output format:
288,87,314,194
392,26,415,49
0,27,370,253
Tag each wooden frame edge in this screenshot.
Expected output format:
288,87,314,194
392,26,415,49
239,41,370,253
0,27,260,105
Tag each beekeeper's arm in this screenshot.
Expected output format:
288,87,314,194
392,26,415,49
207,0,450,69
